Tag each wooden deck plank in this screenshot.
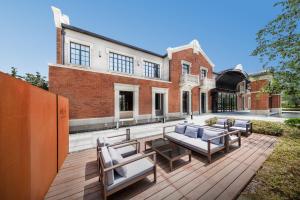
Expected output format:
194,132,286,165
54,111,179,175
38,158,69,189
45,133,276,200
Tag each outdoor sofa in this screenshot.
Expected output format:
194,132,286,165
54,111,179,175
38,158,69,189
229,119,252,136
97,143,156,200
163,123,240,163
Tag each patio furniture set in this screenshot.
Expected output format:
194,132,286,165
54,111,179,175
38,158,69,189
96,118,252,199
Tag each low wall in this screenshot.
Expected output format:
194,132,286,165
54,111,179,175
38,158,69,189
0,72,69,200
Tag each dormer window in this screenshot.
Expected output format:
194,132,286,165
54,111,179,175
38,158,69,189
70,42,90,66
182,63,190,74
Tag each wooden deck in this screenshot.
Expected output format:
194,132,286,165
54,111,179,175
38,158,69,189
45,133,276,200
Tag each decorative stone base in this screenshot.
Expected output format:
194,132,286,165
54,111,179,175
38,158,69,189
250,109,270,115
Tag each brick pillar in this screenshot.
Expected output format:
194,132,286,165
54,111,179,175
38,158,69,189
56,28,63,64
270,94,281,113
250,79,270,114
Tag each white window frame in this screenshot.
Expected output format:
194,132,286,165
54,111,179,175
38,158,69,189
142,58,162,79
181,60,192,74
200,66,208,80
106,48,136,75
65,37,93,67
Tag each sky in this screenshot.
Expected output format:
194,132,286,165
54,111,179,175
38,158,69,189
0,0,280,78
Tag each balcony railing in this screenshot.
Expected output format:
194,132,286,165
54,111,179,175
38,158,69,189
180,74,200,88
200,78,216,90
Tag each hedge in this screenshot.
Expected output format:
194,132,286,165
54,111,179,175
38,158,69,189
205,117,298,136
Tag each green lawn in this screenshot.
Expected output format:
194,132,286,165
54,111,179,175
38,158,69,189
239,127,300,200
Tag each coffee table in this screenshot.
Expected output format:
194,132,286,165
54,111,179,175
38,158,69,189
145,138,191,171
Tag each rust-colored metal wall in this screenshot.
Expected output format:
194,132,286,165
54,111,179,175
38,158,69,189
57,95,69,169
0,72,69,200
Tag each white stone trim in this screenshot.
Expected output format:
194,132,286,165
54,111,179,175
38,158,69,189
167,40,215,67
49,64,172,84
69,116,114,126
114,83,139,121
51,6,70,28
151,87,169,118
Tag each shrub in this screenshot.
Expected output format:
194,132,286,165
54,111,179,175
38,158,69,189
284,118,300,128
251,120,286,136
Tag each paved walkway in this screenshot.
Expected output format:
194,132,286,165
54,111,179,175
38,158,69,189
69,113,284,152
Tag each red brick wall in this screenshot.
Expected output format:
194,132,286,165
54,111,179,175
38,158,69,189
49,66,172,119
49,48,214,119
56,28,62,64
170,48,213,113
270,94,281,108
250,79,270,110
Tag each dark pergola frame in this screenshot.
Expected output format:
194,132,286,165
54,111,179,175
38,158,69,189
212,69,250,113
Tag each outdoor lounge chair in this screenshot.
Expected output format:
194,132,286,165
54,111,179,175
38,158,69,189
211,118,229,129
229,119,252,136
163,124,240,163
98,145,156,200
96,131,140,173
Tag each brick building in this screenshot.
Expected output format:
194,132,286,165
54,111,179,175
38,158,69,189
49,7,281,131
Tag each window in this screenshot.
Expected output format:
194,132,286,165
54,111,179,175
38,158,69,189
109,52,134,74
70,42,90,66
155,93,162,110
144,61,160,78
200,69,207,79
182,63,190,74
119,91,133,111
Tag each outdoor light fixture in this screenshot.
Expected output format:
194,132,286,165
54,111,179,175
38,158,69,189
99,50,102,57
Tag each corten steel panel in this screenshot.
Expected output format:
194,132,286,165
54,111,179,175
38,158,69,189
0,72,31,200
29,83,57,200
0,72,58,200
57,95,69,169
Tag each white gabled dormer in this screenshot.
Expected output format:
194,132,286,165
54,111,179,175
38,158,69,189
167,39,215,68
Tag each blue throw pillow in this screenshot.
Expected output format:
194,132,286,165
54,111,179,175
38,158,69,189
198,127,204,138
201,129,222,145
184,126,198,138
175,124,186,134
234,120,248,128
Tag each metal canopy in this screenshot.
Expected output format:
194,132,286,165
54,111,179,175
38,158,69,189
215,69,250,91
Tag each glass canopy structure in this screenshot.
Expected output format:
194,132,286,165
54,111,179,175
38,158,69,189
211,68,250,113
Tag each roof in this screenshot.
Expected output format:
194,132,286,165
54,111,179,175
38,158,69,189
61,24,167,58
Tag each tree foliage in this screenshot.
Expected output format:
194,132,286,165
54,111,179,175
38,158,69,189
252,0,300,107
10,67,48,90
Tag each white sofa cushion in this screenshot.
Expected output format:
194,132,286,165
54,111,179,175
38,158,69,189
100,146,114,185
108,147,127,177
115,145,136,158
216,118,227,125
183,137,223,153
107,155,154,191
230,126,246,132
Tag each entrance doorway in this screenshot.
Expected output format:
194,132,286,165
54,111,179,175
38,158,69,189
119,91,133,119
201,93,206,113
155,93,164,116
182,91,189,114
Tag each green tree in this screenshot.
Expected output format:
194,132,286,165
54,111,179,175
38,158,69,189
10,67,48,90
252,0,300,107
